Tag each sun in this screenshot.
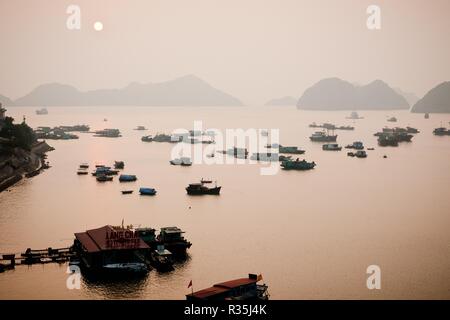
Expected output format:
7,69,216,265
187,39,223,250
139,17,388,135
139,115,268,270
93,21,103,31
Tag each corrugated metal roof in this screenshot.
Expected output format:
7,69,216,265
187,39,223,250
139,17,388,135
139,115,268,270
189,277,257,299
75,225,150,253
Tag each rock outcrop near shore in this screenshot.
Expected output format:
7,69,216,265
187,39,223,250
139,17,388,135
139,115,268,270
297,78,410,110
0,141,53,192
411,81,450,113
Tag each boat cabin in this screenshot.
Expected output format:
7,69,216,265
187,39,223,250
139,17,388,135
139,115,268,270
186,274,269,301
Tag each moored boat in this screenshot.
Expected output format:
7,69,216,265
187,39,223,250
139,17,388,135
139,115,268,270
355,150,367,158
119,174,137,182
96,174,113,182
186,180,221,195
139,187,157,196
309,131,337,142
345,141,364,150
278,146,305,154
186,274,269,301
280,158,316,170
114,161,125,169
322,143,342,151
141,135,153,142
150,246,174,272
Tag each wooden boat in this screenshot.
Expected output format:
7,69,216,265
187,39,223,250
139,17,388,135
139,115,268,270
96,174,113,182
121,190,133,194
139,187,157,196
186,180,221,195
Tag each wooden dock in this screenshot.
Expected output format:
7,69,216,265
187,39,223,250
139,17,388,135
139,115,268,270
0,247,76,271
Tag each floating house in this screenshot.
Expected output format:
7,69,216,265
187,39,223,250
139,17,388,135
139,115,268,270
73,225,150,274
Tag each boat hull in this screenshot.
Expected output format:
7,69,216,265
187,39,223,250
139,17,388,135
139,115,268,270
186,186,221,195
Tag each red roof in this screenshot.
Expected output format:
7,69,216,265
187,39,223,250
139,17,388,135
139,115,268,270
75,225,150,253
189,277,258,299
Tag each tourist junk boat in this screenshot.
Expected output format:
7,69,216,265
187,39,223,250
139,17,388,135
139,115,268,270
186,274,269,301
280,158,316,170
139,187,157,196
322,143,342,151
186,180,221,195
309,130,337,142
72,225,150,275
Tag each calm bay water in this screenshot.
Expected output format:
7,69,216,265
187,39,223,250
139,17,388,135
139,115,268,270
0,106,449,299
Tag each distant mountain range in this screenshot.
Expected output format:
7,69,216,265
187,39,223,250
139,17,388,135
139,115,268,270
0,94,14,106
297,78,410,110
265,96,297,106
10,75,243,107
411,81,450,113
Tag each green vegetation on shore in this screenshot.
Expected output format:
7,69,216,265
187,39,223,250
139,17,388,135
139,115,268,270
0,116,36,153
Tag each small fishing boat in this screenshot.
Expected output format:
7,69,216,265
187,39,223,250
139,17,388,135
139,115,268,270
387,116,397,122
36,108,48,115
141,135,153,142
121,190,133,194
134,126,147,131
79,163,89,169
139,187,157,196
150,246,174,272
355,150,367,158
345,141,364,150
102,262,149,274
119,174,137,182
77,169,89,175
170,157,192,166
186,180,221,195
96,174,113,182
322,143,342,151
114,161,125,169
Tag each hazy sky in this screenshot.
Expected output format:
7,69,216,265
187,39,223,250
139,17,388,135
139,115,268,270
0,0,449,104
